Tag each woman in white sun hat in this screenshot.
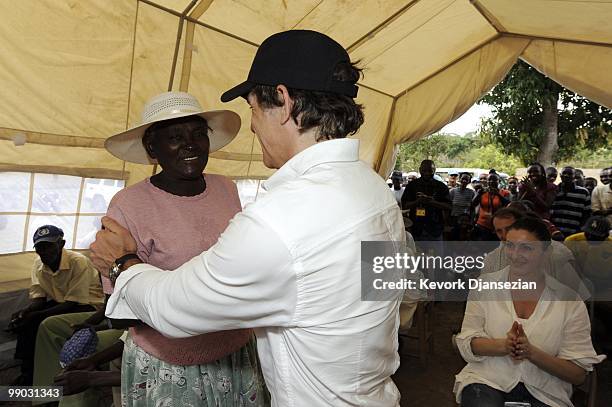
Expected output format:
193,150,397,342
102,91,267,406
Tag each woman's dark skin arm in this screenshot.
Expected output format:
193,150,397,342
107,318,143,329
57,340,124,395
522,179,555,210
55,370,121,395
71,295,111,332
65,340,124,371
424,195,452,211
471,189,484,209
12,301,80,331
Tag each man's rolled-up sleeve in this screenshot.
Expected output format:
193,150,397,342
106,210,296,338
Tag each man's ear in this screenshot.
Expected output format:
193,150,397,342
275,85,293,126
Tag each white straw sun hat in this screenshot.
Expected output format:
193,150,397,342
105,91,241,164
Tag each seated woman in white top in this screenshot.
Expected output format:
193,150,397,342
454,217,605,407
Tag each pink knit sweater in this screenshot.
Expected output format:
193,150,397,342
107,175,251,365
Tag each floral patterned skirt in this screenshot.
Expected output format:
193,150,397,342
121,333,268,406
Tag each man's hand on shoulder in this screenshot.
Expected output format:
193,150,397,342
90,216,138,277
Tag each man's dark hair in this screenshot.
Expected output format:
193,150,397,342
492,207,523,222
507,200,535,213
528,162,548,187
420,159,435,168
251,61,364,141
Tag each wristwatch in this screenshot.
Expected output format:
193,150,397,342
109,253,140,284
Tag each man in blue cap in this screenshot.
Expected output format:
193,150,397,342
93,30,405,406
8,225,104,385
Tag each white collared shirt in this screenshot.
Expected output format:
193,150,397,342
454,267,605,407
591,184,612,224
106,138,405,406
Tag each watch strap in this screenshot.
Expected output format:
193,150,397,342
109,253,140,284
115,253,140,268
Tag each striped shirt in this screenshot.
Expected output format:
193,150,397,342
450,187,475,216
550,185,591,236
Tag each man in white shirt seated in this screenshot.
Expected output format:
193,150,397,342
91,30,405,406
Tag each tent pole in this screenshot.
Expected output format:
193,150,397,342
72,177,86,250
178,1,217,91
124,1,140,134
357,84,394,99
20,174,35,252
503,33,612,49
167,0,199,91
470,0,505,33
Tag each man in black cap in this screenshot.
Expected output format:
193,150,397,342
93,30,405,406
8,225,104,385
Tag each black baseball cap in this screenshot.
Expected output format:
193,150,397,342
582,215,611,238
221,30,358,103
33,225,64,245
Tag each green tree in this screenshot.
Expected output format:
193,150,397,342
396,133,522,173
479,60,612,166
463,145,523,175
395,133,449,171
557,146,611,169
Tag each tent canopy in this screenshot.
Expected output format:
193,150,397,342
1,0,611,184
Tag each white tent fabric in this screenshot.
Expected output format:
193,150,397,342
1,0,612,278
